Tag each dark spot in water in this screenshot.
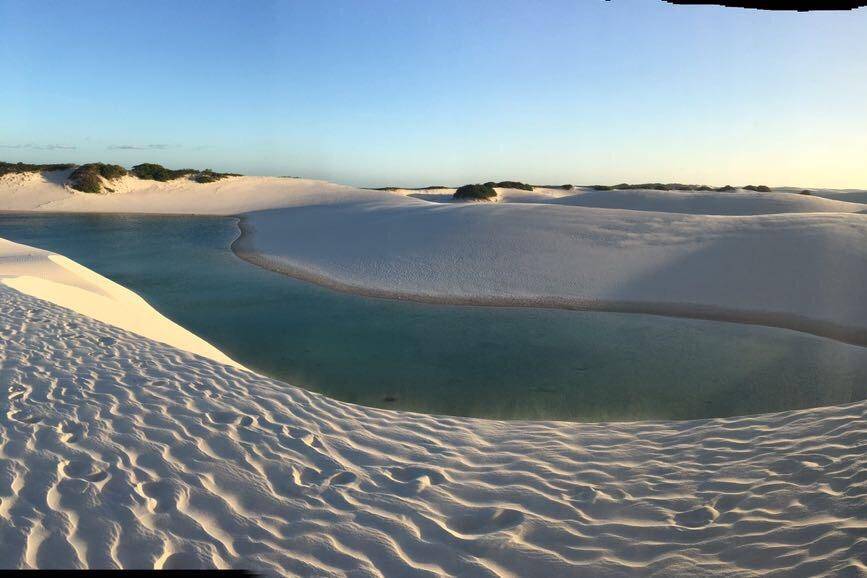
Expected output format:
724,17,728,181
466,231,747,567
383,396,397,403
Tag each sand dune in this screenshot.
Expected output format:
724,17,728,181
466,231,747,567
1,173,866,574
3,170,867,342
0,238,238,367
513,188,866,215
238,200,867,344
393,186,867,215
2,283,865,575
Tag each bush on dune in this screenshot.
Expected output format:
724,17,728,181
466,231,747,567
0,161,76,177
485,181,534,191
371,185,450,191
589,183,770,193
192,169,241,183
132,163,240,183
536,184,574,190
454,183,497,201
69,163,128,193
131,163,197,181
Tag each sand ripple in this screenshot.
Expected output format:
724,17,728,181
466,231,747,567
0,286,865,576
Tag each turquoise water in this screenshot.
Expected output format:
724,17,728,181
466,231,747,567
2,212,866,422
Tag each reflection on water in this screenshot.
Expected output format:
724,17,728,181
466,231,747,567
2,213,866,422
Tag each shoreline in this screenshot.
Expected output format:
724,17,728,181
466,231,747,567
231,215,867,348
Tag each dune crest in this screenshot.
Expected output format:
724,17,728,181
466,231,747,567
0,239,239,367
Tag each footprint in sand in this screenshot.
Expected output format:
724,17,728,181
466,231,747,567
139,480,181,513
446,507,525,536
387,466,447,485
204,411,254,427
673,505,717,529
385,466,447,495
62,459,109,483
60,422,86,444
280,426,317,447
568,484,599,505
8,410,43,425
98,336,117,346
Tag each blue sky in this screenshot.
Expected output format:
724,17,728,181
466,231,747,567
1,0,866,188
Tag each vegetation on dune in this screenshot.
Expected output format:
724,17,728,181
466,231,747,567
590,183,772,193
131,163,240,183
130,163,197,181
0,161,76,177
453,183,497,201
371,185,451,191
535,184,575,190
192,169,242,183
69,163,128,193
50,161,243,193
800,190,812,195
484,181,534,191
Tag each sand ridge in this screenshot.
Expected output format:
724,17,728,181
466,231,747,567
0,238,239,368
1,285,865,575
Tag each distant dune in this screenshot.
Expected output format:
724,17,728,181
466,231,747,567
3,168,867,344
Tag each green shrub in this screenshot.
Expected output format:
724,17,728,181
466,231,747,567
69,170,101,193
371,185,450,191
0,161,75,177
132,163,239,183
591,185,613,191
743,185,771,192
97,163,127,180
485,181,533,191
454,183,497,201
800,190,812,195
131,163,197,181
716,185,736,192
69,163,128,193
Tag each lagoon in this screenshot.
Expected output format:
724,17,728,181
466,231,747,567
2,212,865,421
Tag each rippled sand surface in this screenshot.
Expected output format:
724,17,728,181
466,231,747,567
2,286,865,576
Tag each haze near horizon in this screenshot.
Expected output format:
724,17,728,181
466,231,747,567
1,0,866,188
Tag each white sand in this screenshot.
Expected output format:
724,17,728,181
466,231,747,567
0,238,238,368
238,192,867,345
2,170,867,573
2,275,865,575
3,170,867,340
389,186,867,215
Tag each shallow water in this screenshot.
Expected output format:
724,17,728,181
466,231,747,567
2,212,866,421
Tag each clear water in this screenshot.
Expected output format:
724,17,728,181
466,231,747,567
2,213,866,422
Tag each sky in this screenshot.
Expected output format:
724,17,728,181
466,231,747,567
1,0,866,188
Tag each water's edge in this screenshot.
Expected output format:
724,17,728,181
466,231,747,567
231,215,867,348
